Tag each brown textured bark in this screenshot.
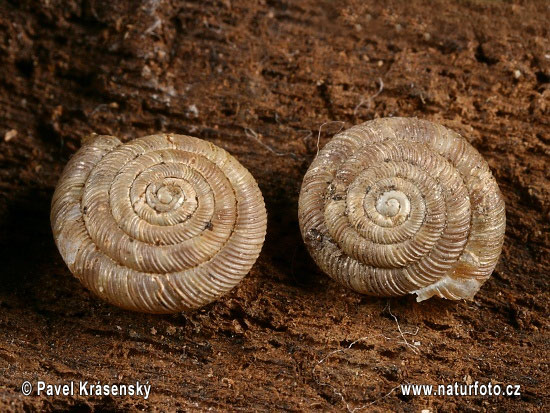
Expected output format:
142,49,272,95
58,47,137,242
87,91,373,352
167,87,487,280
0,0,548,411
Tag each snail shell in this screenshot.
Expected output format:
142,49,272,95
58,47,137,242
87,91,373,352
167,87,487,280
51,133,267,313
298,117,505,301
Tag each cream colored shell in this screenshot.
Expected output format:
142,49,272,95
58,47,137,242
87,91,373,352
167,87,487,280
51,133,267,313
298,118,505,301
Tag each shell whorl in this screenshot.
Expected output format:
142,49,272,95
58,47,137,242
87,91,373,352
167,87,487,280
51,133,267,313
298,118,505,301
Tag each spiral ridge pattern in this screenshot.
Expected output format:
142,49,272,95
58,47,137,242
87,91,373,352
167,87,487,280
298,118,505,301
51,134,267,313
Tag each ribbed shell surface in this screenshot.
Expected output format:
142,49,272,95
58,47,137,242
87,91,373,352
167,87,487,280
298,118,505,301
51,134,267,313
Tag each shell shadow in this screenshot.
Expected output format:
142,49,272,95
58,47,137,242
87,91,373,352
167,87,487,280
0,186,58,300
259,171,328,292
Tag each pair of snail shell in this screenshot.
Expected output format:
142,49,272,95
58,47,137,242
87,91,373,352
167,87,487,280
51,118,506,313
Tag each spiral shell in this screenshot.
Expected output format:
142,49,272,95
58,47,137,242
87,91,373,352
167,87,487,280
298,118,505,301
51,133,267,313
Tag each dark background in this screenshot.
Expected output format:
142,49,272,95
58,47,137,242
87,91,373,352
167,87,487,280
0,0,548,411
